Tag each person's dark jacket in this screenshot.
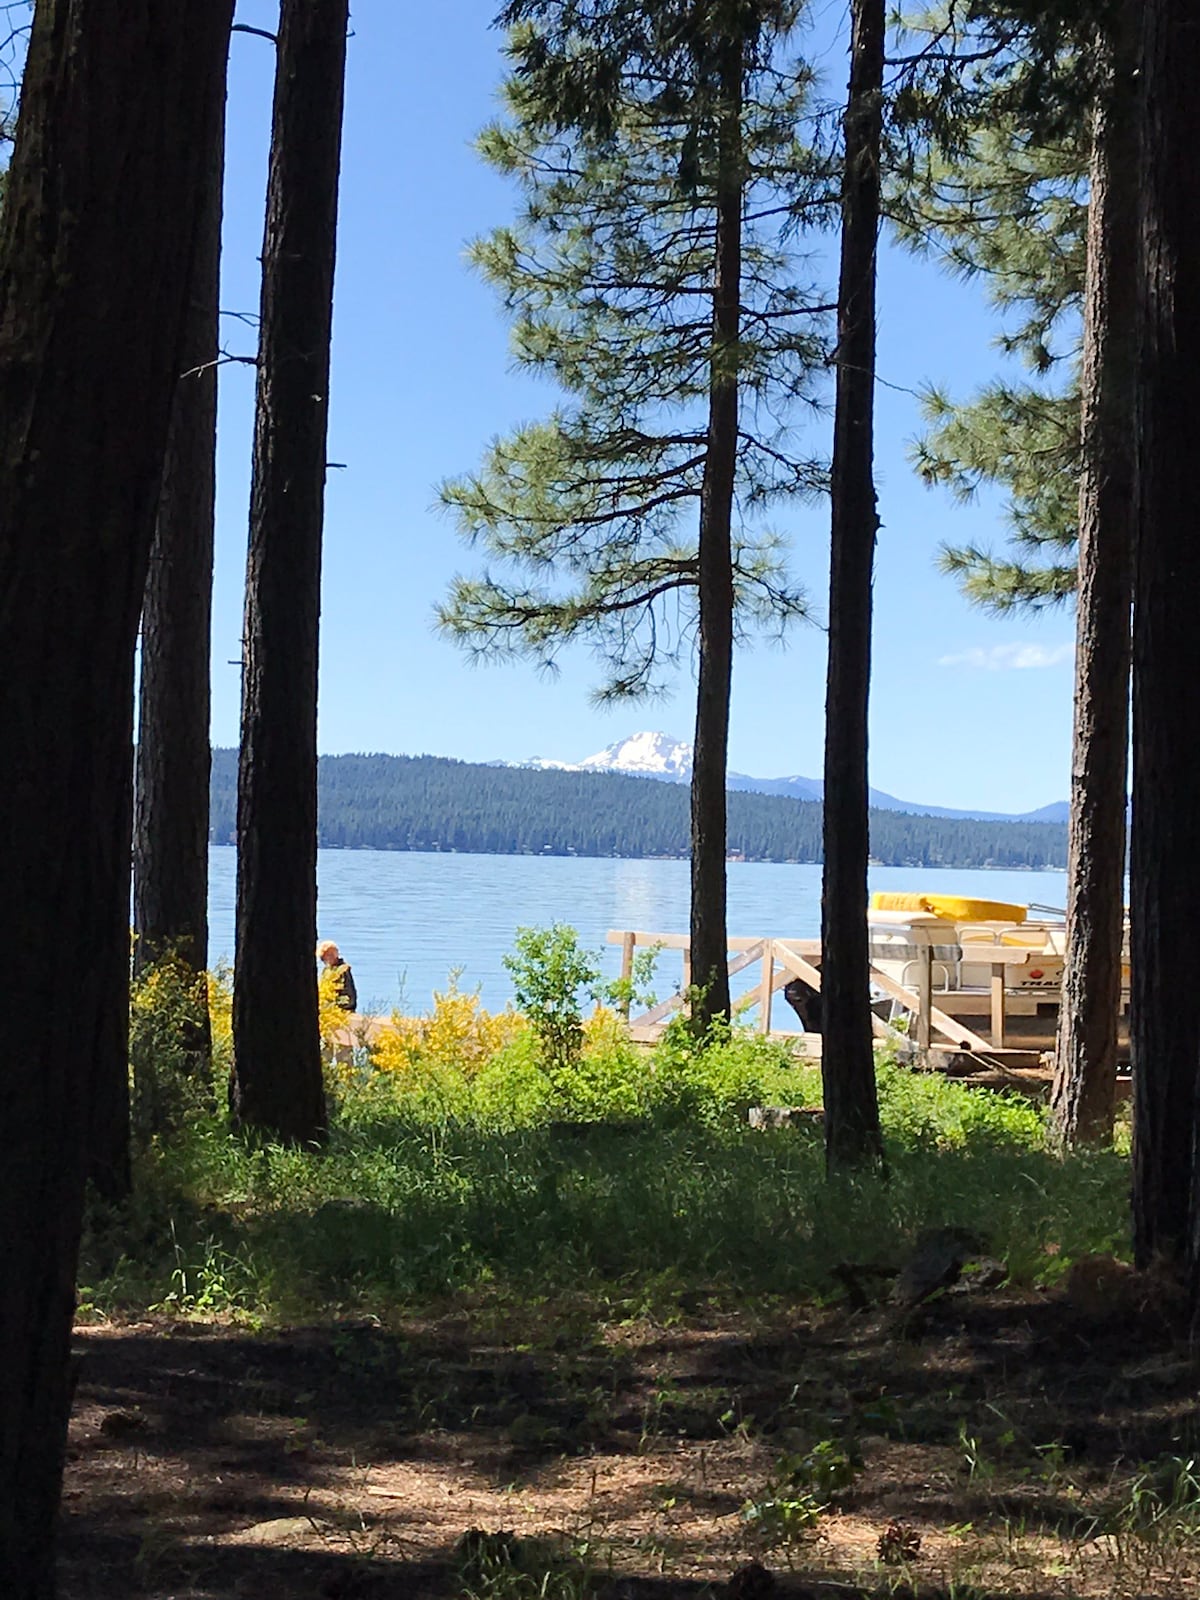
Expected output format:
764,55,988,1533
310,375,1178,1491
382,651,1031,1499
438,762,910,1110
332,963,357,1012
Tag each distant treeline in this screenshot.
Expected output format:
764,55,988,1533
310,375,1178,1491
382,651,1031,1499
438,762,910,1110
208,749,1067,870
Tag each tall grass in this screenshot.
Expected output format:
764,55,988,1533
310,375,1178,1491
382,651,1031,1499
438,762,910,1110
81,986,1129,1323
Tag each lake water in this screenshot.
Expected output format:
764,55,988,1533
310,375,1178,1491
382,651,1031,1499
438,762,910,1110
207,847,1067,1027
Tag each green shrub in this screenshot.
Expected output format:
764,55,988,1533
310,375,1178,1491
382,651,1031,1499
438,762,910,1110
503,924,602,1081
95,945,1131,1324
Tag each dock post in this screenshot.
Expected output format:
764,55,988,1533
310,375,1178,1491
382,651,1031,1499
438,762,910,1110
990,962,1006,1048
759,943,774,1034
619,931,636,1018
917,945,932,1053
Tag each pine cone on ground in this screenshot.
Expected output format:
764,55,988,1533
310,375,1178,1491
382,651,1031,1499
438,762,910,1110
877,1519,922,1564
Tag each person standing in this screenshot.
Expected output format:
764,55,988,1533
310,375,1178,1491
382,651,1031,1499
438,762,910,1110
316,939,357,1012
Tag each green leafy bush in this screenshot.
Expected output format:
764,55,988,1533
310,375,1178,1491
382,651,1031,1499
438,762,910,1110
504,923,602,1080
100,933,1130,1324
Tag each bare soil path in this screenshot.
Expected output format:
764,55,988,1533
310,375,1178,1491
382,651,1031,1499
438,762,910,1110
60,1281,1200,1599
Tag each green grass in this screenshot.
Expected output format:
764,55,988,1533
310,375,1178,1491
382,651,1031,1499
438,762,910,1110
80,1025,1130,1324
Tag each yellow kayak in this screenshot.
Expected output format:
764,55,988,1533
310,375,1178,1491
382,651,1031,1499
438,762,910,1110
869,891,1028,925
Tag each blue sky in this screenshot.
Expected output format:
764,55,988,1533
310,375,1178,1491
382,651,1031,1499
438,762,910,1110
210,0,1077,814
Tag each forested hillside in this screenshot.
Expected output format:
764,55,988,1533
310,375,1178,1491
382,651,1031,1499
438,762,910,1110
208,749,1066,869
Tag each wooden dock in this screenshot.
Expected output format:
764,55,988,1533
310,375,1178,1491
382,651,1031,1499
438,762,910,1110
606,928,1079,1087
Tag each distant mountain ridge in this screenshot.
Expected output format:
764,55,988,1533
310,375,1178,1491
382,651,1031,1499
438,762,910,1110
516,730,1069,824
209,748,1067,870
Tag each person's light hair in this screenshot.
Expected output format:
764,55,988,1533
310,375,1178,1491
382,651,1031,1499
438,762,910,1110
316,939,340,961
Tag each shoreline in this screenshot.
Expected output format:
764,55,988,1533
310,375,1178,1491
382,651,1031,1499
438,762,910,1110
207,840,1066,873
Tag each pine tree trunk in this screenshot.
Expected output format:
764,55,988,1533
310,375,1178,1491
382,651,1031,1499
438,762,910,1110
0,4,234,1593
132,35,229,1091
821,0,885,1171
1131,0,1200,1269
86,748,133,1201
1051,8,1137,1150
232,0,348,1142
689,33,742,1033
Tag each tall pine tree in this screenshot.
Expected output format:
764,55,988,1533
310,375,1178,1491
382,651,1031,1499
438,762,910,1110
440,0,831,1029
0,4,234,1588
133,18,231,1109
1131,0,1200,1273
821,0,885,1170
232,0,348,1143
895,1,1133,1146
1051,0,1136,1147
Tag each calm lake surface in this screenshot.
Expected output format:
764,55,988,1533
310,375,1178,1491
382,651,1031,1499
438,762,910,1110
208,847,1067,1027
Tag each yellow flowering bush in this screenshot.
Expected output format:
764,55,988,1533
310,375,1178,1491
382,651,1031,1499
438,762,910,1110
318,965,353,1049
129,948,224,1140
582,1004,631,1055
208,963,233,1076
319,965,382,1101
371,978,526,1083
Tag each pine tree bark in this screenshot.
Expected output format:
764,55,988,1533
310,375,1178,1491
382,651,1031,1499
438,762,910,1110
86,751,133,1201
134,66,227,977
1051,5,1137,1149
821,0,885,1171
1130,0,1200,1269
131,25,229,1105
0,4,234,1592
232,0,348,1142
689,28,742,1033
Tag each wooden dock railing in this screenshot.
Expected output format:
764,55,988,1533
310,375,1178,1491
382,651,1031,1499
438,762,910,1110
606,929,1000,1058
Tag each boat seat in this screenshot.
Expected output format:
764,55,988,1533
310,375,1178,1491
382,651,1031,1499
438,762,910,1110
898,959,956,994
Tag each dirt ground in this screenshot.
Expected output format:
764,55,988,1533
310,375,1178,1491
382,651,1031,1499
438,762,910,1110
60,1276,1200,1599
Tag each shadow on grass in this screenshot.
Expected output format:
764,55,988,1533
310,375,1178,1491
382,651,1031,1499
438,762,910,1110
80,1113,1131,1319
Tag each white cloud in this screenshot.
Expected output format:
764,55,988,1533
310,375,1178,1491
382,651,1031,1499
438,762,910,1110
937,642,1074,671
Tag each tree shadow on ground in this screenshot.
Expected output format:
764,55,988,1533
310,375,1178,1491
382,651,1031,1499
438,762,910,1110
59,1280,1198,1600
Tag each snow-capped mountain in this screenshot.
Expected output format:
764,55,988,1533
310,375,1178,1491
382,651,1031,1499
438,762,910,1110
520,730,692,779
580,730,694,780
517,730,1066,824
